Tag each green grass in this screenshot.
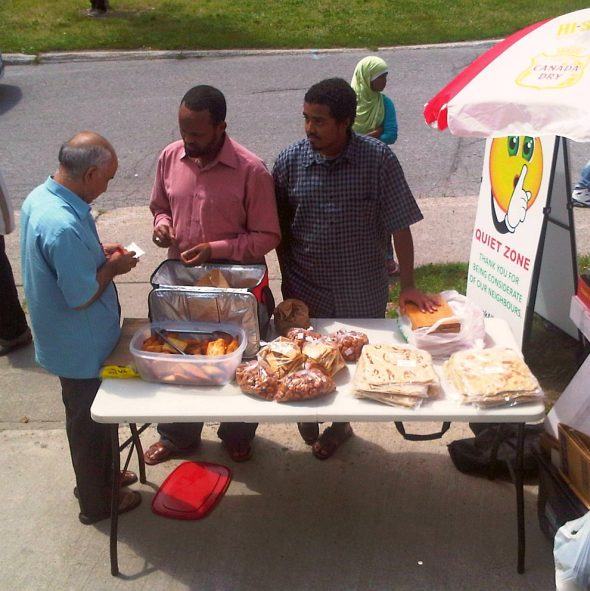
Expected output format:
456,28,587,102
1,0,588,54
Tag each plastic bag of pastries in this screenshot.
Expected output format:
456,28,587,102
275,367,336,402
235,359,279,400
273,298,310,337
257,336,306,379
330,329,369,362
301,337,346,377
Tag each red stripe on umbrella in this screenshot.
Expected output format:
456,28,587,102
423,19,549,131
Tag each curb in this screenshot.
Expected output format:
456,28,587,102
3,39,498,66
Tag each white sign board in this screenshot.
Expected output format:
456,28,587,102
466,135,557,347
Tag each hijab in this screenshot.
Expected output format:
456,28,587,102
351,56,388,135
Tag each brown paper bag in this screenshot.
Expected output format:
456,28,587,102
273,298,310,336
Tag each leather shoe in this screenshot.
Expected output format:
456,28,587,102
79,490,142,525
120,469,138,487
73,469,138,499
144,439,200,465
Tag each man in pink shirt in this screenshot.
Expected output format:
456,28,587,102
146,85,280,464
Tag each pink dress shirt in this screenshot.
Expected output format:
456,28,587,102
149,135,280,262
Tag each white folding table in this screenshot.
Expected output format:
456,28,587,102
91,318,546,576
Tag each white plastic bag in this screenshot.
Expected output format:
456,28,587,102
554,511,590,591
399,290,486,358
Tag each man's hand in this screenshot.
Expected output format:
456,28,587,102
77,249,138,310
153,224,176,248
399,287,440,315
102,243,125,257
180,243,212,267
107,249,138,276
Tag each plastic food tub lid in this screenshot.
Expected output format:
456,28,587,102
152,461,232,520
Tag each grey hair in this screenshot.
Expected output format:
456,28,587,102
58,143,112,178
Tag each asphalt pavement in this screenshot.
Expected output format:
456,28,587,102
4,48,590,591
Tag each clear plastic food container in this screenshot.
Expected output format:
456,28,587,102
129,320,246,386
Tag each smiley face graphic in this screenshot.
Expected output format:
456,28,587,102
489,136,543,233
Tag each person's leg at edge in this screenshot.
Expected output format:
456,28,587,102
0,235,30,345
575,160,590,190
573,160,590,205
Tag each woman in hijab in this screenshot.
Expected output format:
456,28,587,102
351,56,398,144
351,55,399,274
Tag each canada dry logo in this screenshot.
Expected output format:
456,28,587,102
515,47,590,90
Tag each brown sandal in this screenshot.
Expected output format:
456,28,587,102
312,423,353,460
297,422,320,445
144,440,200,465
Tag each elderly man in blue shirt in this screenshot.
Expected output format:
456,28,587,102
20,131,141,524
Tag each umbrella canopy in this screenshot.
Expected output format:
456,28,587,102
424,9,590,141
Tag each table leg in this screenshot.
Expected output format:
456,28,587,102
487,424,507,481
110,423,120,577
515,423,525,574
129,423,147,483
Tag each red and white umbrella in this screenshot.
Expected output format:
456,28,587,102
424,8,590,141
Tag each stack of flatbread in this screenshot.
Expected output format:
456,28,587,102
354,344,439,408
444,347,542,408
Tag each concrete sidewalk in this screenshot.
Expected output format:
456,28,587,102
4,198,590,589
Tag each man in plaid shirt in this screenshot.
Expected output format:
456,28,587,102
273,77,437,459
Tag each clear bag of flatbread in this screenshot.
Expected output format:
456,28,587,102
235,359,279,400
353,344,438,408
257,337,305,379
443,346,544,408
354,389,427,409
398,290,486,358
275,367,336,402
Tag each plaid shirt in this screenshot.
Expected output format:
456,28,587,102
273,133,423,318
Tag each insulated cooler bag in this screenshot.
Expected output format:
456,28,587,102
148,261,274,357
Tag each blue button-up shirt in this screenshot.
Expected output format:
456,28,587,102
20,177,121,379
273,133,423,318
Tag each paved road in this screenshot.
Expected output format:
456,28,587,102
1,46,587,209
